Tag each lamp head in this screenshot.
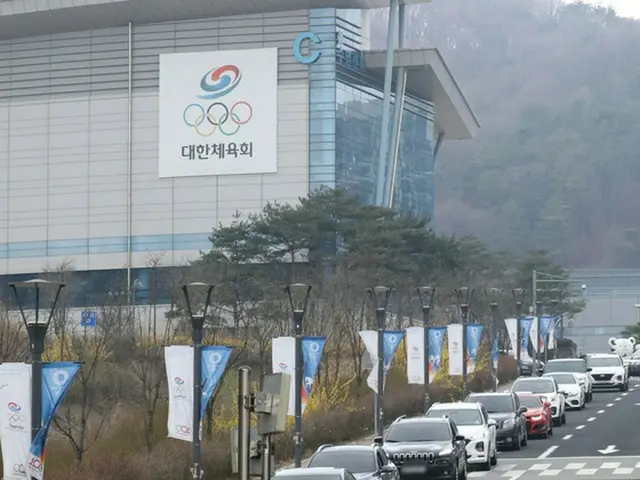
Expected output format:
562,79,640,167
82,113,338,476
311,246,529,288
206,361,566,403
511,288,527,306
416,286,436,310
484,287,503,308
8,278,66,330
285,283,312,314
181,282,214,319
368,286,393,311
455,286,474,308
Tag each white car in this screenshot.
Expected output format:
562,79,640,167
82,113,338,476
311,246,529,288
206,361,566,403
511,377,566,426
426,402,498,471
543,358,593,402
543,372,585,410
587,353,629,391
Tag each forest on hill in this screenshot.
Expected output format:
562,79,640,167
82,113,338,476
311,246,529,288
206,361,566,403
371,0,640,268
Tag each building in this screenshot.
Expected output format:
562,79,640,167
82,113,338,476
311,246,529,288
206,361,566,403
0,0,479,308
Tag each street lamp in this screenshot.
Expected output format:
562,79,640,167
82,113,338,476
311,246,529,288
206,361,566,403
512,288,527,370
455,287,474,399
368,286,393,437
9,278,65,462
181,282,214,480
484,288,503,392
285,283,312,468
416,286,436,411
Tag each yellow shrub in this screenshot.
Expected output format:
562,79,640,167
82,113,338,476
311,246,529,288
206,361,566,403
305,376,356,413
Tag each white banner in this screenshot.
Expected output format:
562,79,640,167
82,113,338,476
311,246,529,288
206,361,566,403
504,318,518,358
272,337,296,416
548,319,557,349
405,327,424,385
0,363,32,480
165,346,194,442
529,317,539,352
447,324,463,376
358,331,384,393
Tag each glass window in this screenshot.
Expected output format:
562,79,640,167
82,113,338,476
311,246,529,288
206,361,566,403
308,451,376,473
467,395,514,413
545,360,586,373
426,409,483,426
545,373,577,384
517,395,544,408
512,378,555,394
588,356,622,367
385,422,452,442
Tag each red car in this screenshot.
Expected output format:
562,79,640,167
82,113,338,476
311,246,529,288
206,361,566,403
517,394,553,438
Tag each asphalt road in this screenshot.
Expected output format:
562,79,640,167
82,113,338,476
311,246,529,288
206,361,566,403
473,378,640,479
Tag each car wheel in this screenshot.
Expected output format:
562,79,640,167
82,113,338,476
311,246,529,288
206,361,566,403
490,447,497,466
561,412,566,425
619,384,625,392
587,391,592,402
521,428,528,447
553,417,561,427
548,423,553,436
512,434,521,450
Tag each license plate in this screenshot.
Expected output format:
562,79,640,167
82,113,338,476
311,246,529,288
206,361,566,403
402,465,428,474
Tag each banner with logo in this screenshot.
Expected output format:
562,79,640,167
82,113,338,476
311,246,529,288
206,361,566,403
504,318,518,358
520,317,533,359
448,324,464,376
429,327,446,382
165,346,194,442
0,363,32,480
200,346,232,418
360,330,405,393
27,362,80,480
528,316,538,353
405,327,424,384
465,324,483,374
492,337,499,371
548,317,558,349
302,336,326,413
539,316,554,353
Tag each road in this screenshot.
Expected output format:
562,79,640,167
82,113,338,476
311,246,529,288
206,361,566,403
472,379,640,479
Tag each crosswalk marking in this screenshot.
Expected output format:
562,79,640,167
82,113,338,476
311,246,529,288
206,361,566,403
565,463,586,470
529,464,551,470
539,469,562,476
503,470,526,478
576,469,598,475
613,468,634,475
601,462,621,469
467,473,488,478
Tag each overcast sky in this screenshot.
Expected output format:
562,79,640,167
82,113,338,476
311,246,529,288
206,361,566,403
573,0,640,18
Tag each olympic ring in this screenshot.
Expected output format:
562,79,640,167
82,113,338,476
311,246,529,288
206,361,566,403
175,424,191,435
209,352,223,366
8,413,25,423
53,369,70,386
174,377,185,385
14,464,26,474
308,342,320,353
182,100,253,137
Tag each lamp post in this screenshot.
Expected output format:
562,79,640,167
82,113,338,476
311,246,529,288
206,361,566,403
368,286,393,437
485,288,503,392
181,282,214,480
9,278,65,478
285,283,312,468
512,288,527,373
455,287,473,400
416,286,436,412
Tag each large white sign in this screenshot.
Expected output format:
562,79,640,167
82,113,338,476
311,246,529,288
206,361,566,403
158,48,278,178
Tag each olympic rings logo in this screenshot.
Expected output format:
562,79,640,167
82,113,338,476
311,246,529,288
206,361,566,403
175,424,191,435
13,464,26,474
183,101,253,137
8,413,25,423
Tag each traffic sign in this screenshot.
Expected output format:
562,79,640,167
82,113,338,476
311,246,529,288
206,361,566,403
80,310,96,327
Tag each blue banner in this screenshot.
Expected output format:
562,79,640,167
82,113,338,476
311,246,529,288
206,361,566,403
200,346,232,418
302,336,326,408
465,324,483,372
520,317,533,357
554,317,561,339
383,330,405,375
540,316,554,348
428,327,447,379
492,337,499,370
28,362,81,480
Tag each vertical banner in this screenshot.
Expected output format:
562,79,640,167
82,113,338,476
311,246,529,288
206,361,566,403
465,324,484,374
492,337,499,371
0,363,32,480
27,362,81,480
428,327,446,383
405,327,424,384
271,337,296,416
165,346,195,442
520,317,533,359
548,318,557,349
528,316,538,353
448,324,464,376
301,336,326,413
539,316,554,353
504,318,518,358
362,330,404,393
200,346,232,418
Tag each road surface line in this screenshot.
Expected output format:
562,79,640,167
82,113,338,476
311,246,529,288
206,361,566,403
538,446,558,459
607,403,614,407
615,397,622,401
587,417,596,422
576,425,585,430
622,392,628,396
562,434,573,440
597,409,605,413
576,468,598,475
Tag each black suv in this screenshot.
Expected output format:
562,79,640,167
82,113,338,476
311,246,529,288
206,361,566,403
382,416,467,480
306,444,399,480
465,392,527,451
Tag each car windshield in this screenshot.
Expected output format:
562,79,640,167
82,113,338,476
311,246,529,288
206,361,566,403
588,357,622,367
426,409,483,426
308,451,376,473
274,475,342,480
467,395,514,413
513,378,555,394
385,422,452,442
546,373,576,384
545,361,586,373
517,396,543,408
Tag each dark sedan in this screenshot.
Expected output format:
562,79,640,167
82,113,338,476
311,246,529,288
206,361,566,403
465,392,527,450
306,444,399,480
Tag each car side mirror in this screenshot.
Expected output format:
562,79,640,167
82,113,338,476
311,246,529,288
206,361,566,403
373,436,383,446
517,406,527,415
587,367,593,372
455,434,466,442
488,418,498,427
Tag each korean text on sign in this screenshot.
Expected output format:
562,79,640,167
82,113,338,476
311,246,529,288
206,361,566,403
181,142,254,160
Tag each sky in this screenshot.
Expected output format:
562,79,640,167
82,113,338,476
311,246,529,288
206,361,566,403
572,0,640,18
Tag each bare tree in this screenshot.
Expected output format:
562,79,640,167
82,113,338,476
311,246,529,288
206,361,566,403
0,303,28,361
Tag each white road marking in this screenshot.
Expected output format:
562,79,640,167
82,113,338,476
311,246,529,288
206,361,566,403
467,473,488,478
615,397,622,401
607,403,614,407
613,468,634,475
503,470,525,479
587,417,596,422
576,468,598,475
529,464,551,470
601,462,621,468
495,464,516,471
539,470,562,476
622,392,628,396
630,388,635,392
597,409,605,413
562,434,573,440
576,425,585,430
538,446,558,459
565,463,586,470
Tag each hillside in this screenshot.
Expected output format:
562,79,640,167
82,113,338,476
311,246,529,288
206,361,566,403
371,0,640,267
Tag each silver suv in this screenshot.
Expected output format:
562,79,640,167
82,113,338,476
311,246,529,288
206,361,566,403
544,358,593,402
587,353,629,391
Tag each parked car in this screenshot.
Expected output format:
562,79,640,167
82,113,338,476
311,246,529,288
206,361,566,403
543,358,593,402
464,392,527,451
516,394,553,438
543,373,585,409
587,353,629,391
383,416,468,479
306,444,399,480
273,467,357,480
425,402,498,470
627,351,640,377
518,357,545,376
511,376,566,426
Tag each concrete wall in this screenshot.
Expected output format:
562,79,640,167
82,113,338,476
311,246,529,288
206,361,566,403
0,11,311,274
